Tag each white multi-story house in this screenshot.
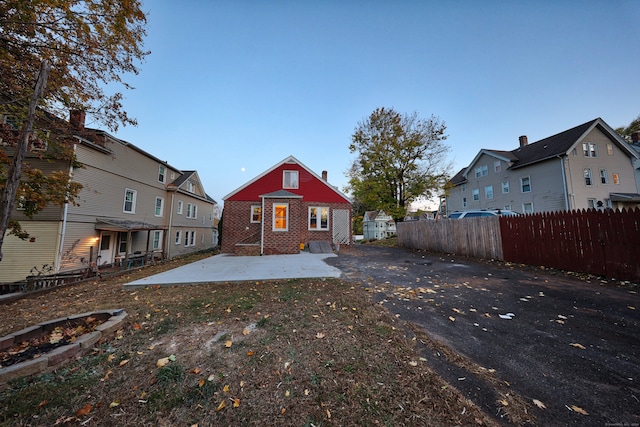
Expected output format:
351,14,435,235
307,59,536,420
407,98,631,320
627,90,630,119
362,210,396,240
446,118,640,215
1,111,218,283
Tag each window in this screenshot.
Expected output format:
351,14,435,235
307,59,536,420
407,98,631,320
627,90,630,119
504,204,512,211
520,177,531,193
152,231,162,249
475,165,488,177
175,230,182,245
472,188,480,201
612,173,620,185
462,197,467,208
158,165,166,183
502,181,510,194
187,181,195,192
251,205,262,223
283,171,299,189
155,197,164,216
123,189,137,213
484,185,494,199
186,203,197,219
582,142,597,157
587,198,596,209
273,203,288,231
604,198,612,208
607,143,613,156
522,202,533,214
599,169,608,184
461,184,466,191
494,160,501,173
184,231,196,247
309,207,329,230
118,233,127,253
2,115,18,129
584,168,592,186
177,200,183,214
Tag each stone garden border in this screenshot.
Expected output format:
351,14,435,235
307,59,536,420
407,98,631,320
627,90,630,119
0,309,127,387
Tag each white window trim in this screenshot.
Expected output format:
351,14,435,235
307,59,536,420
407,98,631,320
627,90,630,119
308,206,329,230
273,203,289,231
283,170,299,189
520,177,531,193
502,181,510,194
123,188,137,213
472,188,480,201
522,202,534,214
155,196,164,217
175,230,182,245
251,205,262,223
599,169,608,185
158,165,166,183
584,168,593,186
152,230,162,250
177,200,183,215
484,185,494,200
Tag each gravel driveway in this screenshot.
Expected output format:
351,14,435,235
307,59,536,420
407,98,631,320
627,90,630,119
325,244,640,426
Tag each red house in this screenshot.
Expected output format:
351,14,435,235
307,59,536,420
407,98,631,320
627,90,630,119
222,156,352,255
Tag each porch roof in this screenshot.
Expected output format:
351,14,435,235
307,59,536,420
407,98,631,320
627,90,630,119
610,193,640,203
95,217,168,232
259,189,303,199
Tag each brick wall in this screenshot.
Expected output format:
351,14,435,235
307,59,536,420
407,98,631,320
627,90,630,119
222,199,351,255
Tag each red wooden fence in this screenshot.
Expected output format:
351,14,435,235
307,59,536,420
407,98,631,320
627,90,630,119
500,208,640,282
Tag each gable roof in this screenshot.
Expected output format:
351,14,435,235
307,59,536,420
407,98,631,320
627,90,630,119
223,155,351,203
451,118,639,186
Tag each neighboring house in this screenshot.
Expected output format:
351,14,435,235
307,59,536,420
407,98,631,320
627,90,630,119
404,211,437,221
1,111,217,283
222,155,352,255
629,131,640,192
446,118,640,215
363,210,396,240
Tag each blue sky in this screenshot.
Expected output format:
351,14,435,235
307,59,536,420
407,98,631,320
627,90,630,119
108,1,640,209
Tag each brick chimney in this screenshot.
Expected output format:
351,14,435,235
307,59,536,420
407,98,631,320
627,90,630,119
519,135,528,147
70,110,86,130
632,131,640,144
322,170,327,181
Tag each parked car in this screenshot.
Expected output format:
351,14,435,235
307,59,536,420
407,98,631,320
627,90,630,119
448,209,520,219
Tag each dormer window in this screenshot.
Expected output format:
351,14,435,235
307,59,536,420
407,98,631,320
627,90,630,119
187,181,195,193
283,170,298,189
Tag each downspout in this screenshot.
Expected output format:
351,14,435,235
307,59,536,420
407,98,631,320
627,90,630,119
558,155,569,211
565,153,575,210
260,196,265,256
55,143,76,272
167,191,175,259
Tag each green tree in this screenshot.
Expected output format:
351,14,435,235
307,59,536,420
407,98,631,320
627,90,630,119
347,107,451,221
0,0,149,261
615,115,640,143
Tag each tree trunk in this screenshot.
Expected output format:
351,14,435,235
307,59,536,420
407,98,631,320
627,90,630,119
0,60,50,262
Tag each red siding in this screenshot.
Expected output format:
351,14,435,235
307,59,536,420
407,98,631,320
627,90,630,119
227,163,348,204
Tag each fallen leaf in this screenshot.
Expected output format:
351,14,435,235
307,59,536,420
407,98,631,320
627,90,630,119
233,398,240,407
246,350,255,356
76,403,92,417
191,368,201,374
223,384,230,393
168,354,176,361
316,332,325,339
240,380,245,387
285,390,290,397
281,408,286,414
409,361,418,366
570,343,586,350
225,340,232,348
533,399,546,409
119,359,129,367
499,399,509,406
102,370,112,381
571,405,589,415
107,354,116,362
198,378,205,387
207,374,216,382
242,327,251,335
628,306,635,310
133,323,142,330
36,400,48,409
109,401,120,408
217,401,226,411
448,316,455,322
157,357,170,368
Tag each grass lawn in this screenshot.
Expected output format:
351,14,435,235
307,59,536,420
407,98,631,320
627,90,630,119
0,250,498,426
